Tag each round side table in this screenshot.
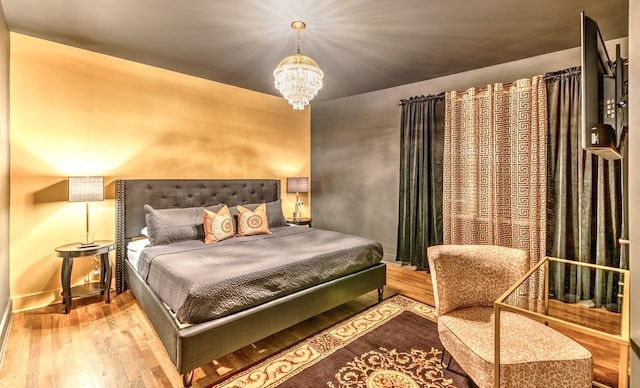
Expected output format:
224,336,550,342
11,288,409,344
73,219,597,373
55,240,115,313
286,217,312,227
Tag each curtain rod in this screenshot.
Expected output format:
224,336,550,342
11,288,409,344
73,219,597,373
397,74,552,106
397,93,445,106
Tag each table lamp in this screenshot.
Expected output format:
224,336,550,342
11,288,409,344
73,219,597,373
68,176,104,246
286,177,309,219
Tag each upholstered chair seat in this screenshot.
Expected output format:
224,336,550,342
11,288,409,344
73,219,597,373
428,244,592,388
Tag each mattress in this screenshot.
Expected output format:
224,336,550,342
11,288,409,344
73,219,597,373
137,226,383,324
127,238,150,270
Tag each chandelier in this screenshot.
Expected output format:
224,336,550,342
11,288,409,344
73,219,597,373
273,21,324,110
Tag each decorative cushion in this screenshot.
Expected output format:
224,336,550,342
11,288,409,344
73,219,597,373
236,203,271,236
144,204,223,246
230,199,288,229
203,205,234,244
438,306,592,388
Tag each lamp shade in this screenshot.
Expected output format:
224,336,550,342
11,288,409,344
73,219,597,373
68,176,104,202
286,177,309,193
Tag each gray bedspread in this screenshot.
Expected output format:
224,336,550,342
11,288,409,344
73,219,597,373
136,227,383,324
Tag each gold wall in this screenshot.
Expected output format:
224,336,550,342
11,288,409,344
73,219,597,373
9,33,311,311
0,8,10,319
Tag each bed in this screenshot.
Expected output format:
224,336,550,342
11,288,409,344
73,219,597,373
115,179,387,387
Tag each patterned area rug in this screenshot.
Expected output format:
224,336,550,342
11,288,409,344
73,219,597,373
209,295,472,388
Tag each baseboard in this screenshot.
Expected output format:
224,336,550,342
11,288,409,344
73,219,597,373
0,299,13,369
384,260,419,269
382,252,396,262
11,290,60,313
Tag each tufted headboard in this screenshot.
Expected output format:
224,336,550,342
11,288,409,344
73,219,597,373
115,179,281,292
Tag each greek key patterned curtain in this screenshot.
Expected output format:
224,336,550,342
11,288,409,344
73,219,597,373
443,77,547,310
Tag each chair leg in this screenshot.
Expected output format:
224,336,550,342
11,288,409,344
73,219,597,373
440,348,452,370
439,348,475,384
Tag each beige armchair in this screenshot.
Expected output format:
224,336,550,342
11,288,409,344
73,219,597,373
427,245,592,388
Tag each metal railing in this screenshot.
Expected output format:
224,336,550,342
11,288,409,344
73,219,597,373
494,256,630,388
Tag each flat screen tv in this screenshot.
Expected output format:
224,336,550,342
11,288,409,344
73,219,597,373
580,11,621,160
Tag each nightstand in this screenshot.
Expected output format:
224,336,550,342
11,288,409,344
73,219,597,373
286,217,312,227
55,240,115,313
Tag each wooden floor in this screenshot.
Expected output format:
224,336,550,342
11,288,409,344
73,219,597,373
0,263,624,387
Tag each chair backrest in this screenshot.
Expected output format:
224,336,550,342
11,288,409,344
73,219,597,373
427,244,529,316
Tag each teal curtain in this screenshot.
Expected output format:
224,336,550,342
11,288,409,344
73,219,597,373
396,94,444,270
546,67,626,310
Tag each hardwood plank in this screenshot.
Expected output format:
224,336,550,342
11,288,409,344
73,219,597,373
0,263,624,387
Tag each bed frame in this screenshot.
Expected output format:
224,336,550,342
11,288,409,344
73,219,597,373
115,179,387,387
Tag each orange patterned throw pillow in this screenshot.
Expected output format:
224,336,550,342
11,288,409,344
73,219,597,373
203,205,234,244
236,203,271,236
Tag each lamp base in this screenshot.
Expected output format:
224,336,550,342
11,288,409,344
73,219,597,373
78,242,99,248
79,232,95,247
293,201,303,220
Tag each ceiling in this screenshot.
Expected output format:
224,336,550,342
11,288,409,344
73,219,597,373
0,0,629,102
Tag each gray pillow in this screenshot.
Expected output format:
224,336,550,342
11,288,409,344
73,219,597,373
144,204,223,246
229,199,288,230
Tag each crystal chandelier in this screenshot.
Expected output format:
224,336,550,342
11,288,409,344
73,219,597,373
273,21,324,110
